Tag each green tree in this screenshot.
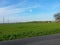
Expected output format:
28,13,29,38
54,13,60,22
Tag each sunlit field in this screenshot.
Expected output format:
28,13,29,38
0,22,60,41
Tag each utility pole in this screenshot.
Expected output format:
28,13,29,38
3,16,4,24
8,19,9,24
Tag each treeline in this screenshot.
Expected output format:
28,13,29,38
27,21,54,23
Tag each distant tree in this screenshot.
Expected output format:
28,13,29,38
54,13,60,22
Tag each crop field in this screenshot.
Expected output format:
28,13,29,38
0,22,60,41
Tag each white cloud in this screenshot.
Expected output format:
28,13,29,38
0,7,26,16
0,0,42,16
0,0,51,23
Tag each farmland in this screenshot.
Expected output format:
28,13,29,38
0,22,60,41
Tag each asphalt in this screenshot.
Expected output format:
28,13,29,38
0,34,60,45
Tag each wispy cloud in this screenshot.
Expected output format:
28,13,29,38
0,0,42,16
0,0,60,23
0,8,23,16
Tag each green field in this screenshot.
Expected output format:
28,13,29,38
0,22,60,41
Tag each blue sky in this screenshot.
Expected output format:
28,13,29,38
0,0,60,23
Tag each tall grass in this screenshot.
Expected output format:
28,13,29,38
0,22,60,41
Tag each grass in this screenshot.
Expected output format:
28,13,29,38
0,22,60,41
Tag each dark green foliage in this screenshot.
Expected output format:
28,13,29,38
54,13,60,22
